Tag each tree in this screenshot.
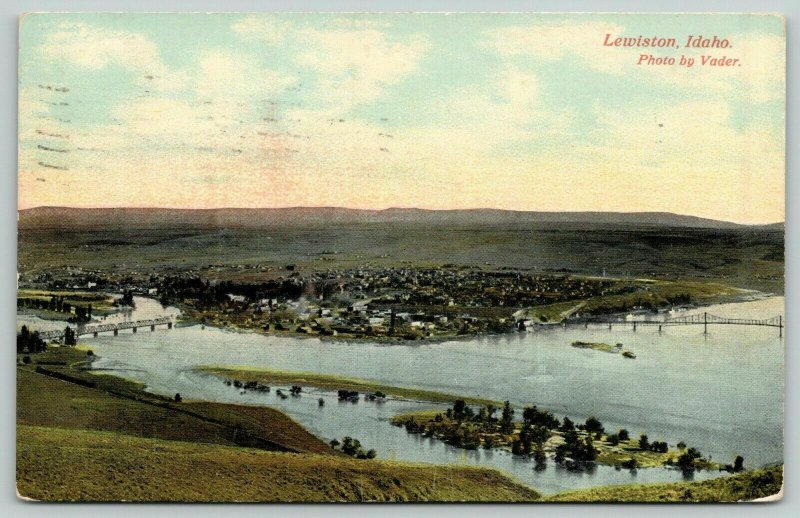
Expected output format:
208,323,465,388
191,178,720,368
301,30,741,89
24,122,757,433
582,436,598,461
584,416,604,435
17,325,28,353
329,438,340,449
64,326,76,346
174,393,182,403
561,416,575,432
733,455,744,472
529,425,551,446
677,441,686,450
533,444,547,466
500,401,515,434
638,434,650,450
676,447,702,472
618,429,630,441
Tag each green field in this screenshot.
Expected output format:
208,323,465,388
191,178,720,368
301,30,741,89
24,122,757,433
198,366,500,406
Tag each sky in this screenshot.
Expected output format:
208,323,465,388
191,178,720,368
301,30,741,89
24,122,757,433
18,13,785,223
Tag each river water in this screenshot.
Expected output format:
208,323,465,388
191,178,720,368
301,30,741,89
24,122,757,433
17,295,784,495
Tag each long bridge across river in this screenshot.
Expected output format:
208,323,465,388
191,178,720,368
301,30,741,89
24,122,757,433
38,316,173,341
570,312,784,337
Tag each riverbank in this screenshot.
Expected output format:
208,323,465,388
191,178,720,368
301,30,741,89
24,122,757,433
197,366,501,406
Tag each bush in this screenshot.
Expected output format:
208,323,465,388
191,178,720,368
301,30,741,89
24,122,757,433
638,434,649,450
584,416,604,434
22,355,32,365
173,393,182,403
618,429,629,441
620,458,639,470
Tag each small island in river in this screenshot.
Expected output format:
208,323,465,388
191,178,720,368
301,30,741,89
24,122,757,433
571,341,636,358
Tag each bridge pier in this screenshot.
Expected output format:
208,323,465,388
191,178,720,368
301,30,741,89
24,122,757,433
168,322,173,329
608,323,612,330
151,324,156,331
93,331,98,338
113,329,118,336
633,322,637,332
658,325,662,333
132,327,137,334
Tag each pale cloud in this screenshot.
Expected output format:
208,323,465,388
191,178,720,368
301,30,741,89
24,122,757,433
194,50,296,101
297,28,429,108
37,22,186,91
232,16,429,110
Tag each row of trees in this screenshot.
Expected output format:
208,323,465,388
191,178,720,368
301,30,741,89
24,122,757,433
17,325,78,353
18,296,93,322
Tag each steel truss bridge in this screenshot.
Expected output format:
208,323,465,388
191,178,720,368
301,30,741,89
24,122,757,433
37,316,173,341
574,312,784,336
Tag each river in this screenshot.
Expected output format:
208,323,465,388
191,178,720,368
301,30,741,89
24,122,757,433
17,295,784,495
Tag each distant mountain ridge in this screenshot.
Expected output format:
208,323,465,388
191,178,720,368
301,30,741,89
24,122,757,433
17,206,782,230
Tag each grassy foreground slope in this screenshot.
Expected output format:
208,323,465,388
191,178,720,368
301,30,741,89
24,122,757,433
17,425,540,502
18,364,330,454
545,465,783,502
